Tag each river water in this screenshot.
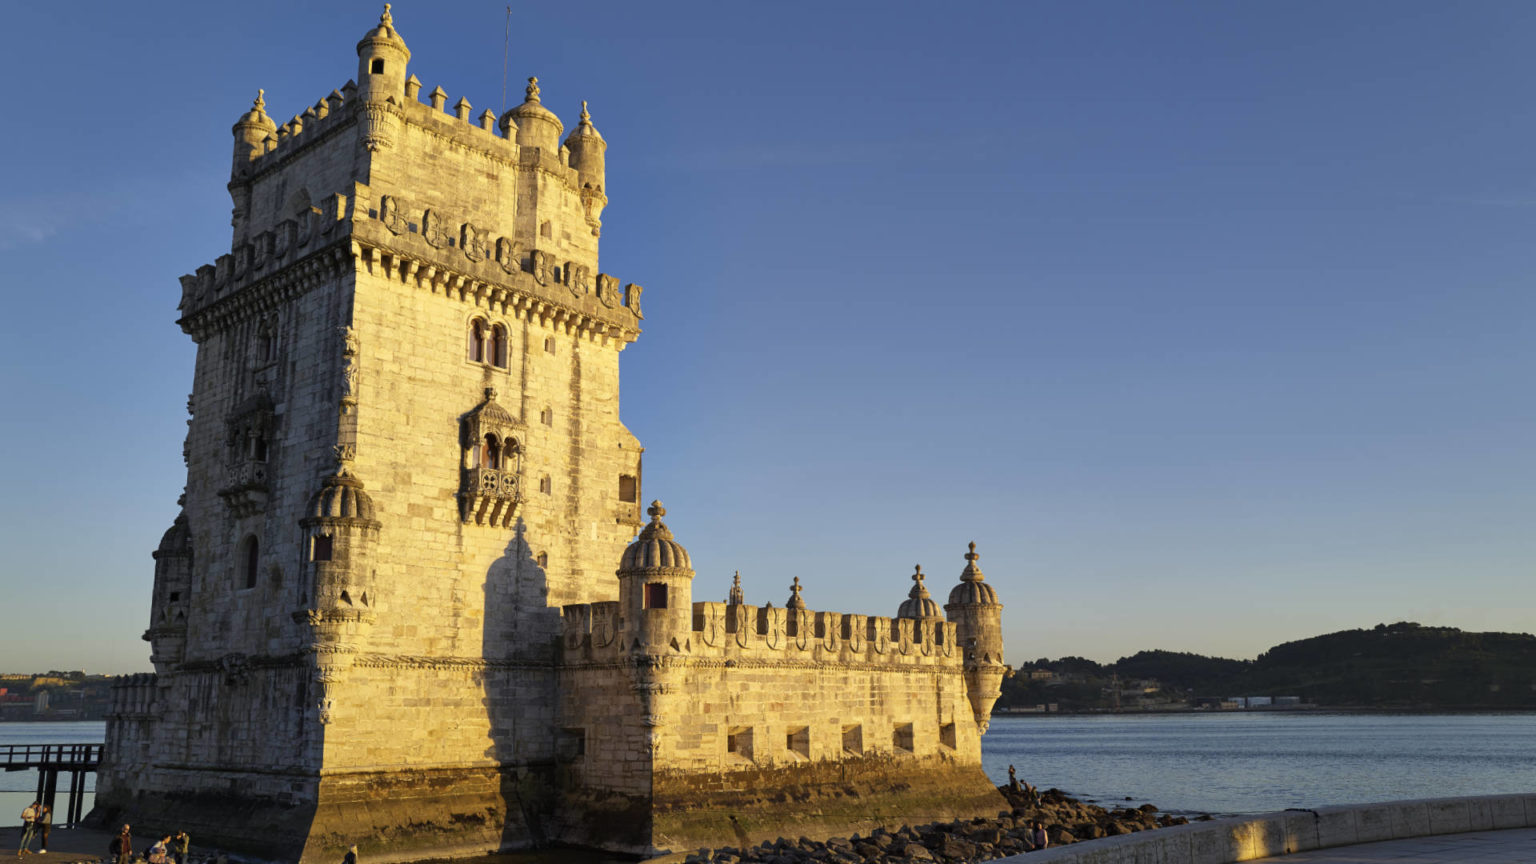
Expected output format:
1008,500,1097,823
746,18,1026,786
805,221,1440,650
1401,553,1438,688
982,711,1536,815
6,713,1535,824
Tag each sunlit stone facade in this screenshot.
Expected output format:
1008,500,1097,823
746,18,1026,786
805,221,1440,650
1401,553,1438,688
95,8,1007,861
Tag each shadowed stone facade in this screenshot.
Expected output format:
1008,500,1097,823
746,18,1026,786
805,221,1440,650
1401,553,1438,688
94,7,1008,861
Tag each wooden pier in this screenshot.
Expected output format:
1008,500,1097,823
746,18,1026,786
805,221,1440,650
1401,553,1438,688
1,743,101,827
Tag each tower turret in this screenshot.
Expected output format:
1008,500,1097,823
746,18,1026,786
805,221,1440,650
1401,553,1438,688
564,101,608,234
354,4,410,151
294,466,382,712
231,90,276,175
506,76,564,152
355,4,410,104
144,507,193,674
897,564,943,621
944,542,1005,733
617,500,694,648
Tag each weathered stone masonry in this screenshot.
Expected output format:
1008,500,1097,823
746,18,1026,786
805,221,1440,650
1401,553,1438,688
95,7,1008,862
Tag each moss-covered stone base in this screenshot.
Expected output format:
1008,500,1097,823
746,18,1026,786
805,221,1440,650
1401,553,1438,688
650,755,1007,855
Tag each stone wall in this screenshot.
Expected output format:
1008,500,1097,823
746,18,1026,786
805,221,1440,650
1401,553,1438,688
993,793,1536,864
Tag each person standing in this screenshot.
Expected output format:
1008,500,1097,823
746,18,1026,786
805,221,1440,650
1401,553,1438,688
32,806,49,854
172,831,190,864
16,802,39,856
1030,821,1049,852
341,844,358,864
110,825,132,864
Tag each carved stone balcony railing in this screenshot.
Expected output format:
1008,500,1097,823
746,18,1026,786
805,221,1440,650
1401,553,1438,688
218,460,269,517
461,467,520,528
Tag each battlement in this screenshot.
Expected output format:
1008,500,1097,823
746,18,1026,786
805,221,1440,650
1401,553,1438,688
235,76,584,181
106,673,160,720
559,600,959,667
177,181,643,344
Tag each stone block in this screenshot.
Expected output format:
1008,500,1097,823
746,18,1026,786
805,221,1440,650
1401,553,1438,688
1311,806,1358,848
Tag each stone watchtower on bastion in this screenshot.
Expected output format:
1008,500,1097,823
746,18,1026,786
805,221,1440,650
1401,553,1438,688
96,8,1008,861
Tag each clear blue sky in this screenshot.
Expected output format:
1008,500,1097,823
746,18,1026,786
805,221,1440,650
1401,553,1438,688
2,2,1533,675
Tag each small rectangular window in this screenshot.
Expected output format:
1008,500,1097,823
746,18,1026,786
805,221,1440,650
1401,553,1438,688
618,474,638,503
842,724,863,756
370,58,385,74
940,722,957,750
168,592,180,603
786,726,809,759
893,722,914,753
544,336,555,354
727,726,754,761
643,582,668,609
312,535,333,562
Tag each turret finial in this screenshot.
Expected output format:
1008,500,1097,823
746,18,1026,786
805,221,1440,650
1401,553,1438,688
255,89,266,112
647,499,665,521
912,564,924,584
380,3,393,27
525,76,541,103
580,100,591,122
728,571,744,605
786,575,805,610
484,386,497,401
960,541,986,582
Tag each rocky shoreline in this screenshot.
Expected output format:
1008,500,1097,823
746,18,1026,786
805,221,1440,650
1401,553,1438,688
680,786,1194,864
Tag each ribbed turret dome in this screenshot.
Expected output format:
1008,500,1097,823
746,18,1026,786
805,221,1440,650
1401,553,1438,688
947,542,999,606
357,3,410,57
618,501,692,574
508,76,564,136
233,90,277,134
564,101,604,145
471,387,516,427
155,512,192,557
304,471,380,525
898,565,943,619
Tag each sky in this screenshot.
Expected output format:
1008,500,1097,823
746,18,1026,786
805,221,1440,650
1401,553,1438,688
1,2,1533,675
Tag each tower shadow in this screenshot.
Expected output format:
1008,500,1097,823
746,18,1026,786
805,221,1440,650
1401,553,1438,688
481,516,561,851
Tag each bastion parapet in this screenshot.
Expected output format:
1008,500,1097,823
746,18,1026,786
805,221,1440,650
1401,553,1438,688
95,7,1008,862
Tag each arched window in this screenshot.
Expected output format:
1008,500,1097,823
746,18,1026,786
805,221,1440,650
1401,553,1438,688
468,319,487,363
490,324,508,368
484,434,501,469
241,536,259,589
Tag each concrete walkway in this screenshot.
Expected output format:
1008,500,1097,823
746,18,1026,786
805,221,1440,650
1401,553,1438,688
1259,826,1536,862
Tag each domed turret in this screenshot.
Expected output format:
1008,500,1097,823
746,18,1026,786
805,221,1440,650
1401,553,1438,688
231,90,276,173
300,469,382,614
785,576,806,610
354,5,410,152
944,542,1006,733
564,101,608,232
897,565,943,620
504,76,564,152
145,509,194,674
355,4,410,104
617,501,694,648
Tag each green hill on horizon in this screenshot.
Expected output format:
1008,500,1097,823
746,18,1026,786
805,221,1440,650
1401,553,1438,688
1001,621,1536,711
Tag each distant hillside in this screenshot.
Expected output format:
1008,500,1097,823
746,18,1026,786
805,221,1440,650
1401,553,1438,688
1000,622,1536,711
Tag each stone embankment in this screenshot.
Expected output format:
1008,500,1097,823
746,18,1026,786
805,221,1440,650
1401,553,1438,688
679,786,1190,864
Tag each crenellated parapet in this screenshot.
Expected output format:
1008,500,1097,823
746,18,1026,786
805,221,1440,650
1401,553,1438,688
106,673,161,721
560,599,959,669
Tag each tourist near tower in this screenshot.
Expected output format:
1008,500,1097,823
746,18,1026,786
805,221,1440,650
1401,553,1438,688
93,7,1009,861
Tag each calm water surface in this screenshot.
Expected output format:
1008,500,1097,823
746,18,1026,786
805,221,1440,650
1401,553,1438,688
0,721,103,815
982,711,1536,815
6,714,1535,835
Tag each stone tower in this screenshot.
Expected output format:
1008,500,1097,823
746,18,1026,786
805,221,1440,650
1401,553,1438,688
98,8,1007,861
946,543,1007,732
98,6,645,860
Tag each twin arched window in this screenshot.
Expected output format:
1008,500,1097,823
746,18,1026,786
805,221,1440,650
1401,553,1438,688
468,319,508,368
470,432,518,470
